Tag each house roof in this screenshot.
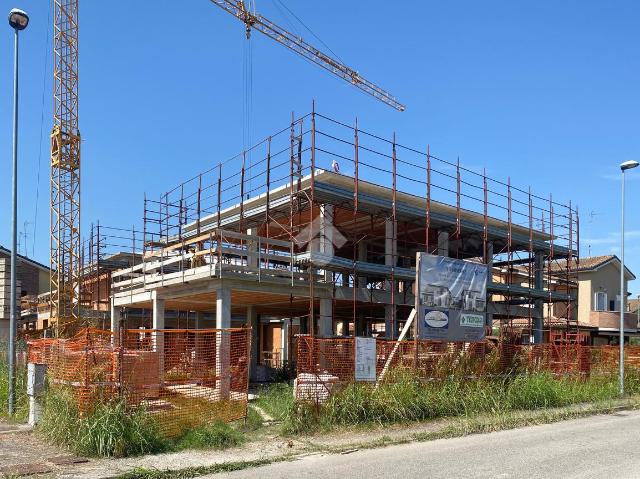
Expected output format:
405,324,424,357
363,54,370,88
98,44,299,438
549,255,636,280
0,245,50,273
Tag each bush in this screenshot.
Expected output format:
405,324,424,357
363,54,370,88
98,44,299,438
39,388,167,458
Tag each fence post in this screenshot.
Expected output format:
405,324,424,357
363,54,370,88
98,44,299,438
27,363,46,426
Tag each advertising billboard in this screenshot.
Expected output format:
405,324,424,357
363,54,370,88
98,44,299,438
416,253,488,342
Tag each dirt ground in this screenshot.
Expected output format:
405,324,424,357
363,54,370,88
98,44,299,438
0,418,443,479
0,424,89,477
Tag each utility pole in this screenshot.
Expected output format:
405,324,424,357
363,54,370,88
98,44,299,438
7,7,29,417
619,159,639,396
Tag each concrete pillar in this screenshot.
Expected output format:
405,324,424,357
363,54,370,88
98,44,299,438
385,219,397,339
437,230,449,257
318,298,333,337
153,297,165,329
356,311,365,337
281,319,289,365
385,220,395,270
246,227,259,270
216,286,231,398
385,305,395,339
193,311,205,364
320,204,335,283
27,363,46,427
152,296,165,382
357,241,368,288
247,305,258,381
110,299,122,345
342,319,350,337
195,311,204,329
533,253,545,344
319,204,335,256
485,242,494,330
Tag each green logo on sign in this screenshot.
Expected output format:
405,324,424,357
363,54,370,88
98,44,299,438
460,314,484,328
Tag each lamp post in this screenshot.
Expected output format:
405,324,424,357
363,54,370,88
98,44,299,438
619,159,639,396
7,7,29,417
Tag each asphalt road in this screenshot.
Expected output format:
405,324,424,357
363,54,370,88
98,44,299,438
212,410,640,479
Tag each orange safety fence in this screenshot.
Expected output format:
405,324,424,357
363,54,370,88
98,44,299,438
28,327,251,437
295,335,640,402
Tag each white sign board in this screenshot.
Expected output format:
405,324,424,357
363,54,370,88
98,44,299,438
355,337,377,382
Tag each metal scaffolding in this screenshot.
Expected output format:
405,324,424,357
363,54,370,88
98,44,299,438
128,106,579,345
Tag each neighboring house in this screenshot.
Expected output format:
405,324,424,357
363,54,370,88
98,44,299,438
628,297,640,327
0,246,51,340
570,255,637,345
502,255,637,345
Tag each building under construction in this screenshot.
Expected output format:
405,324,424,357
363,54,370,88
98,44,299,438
94,108,579,377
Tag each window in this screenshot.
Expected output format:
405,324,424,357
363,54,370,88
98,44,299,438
595,291,607,312
610,300,615,311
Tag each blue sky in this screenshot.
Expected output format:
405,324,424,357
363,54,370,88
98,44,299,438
0,0,638,293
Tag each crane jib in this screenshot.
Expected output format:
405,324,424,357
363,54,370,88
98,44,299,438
210,0,406,112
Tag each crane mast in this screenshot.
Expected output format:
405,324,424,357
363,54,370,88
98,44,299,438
50,0,81,335
210,0,405,112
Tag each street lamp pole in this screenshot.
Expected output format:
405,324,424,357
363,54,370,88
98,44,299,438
7,7,28,417
620,160,640,396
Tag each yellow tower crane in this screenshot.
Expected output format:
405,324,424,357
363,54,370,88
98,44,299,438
50,0,81,335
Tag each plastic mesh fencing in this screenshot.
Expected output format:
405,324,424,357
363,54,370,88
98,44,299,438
295,336,640,403
28,327,250,437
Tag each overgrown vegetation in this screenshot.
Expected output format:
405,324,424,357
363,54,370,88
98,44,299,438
283,371,640,434
32,370,640,458
115,457,289,479
38,388,250,458
174,421,245,450
39,388,168,457
112,399,639,479
0,343,28,422
255,382,294,421
243,405,265,432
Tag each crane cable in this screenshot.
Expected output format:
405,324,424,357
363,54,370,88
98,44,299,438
33,0,53,258
273,0,345,65
242,0,255,199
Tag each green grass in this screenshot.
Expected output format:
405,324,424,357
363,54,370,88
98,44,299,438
174,421,245,450
39,388,168,457
255,383,294,421
115,457,290,479
0,351,28,422
112,398,640,479
38,387,253,458
242,406,265,432
283,370,640,434
153,393,246,439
